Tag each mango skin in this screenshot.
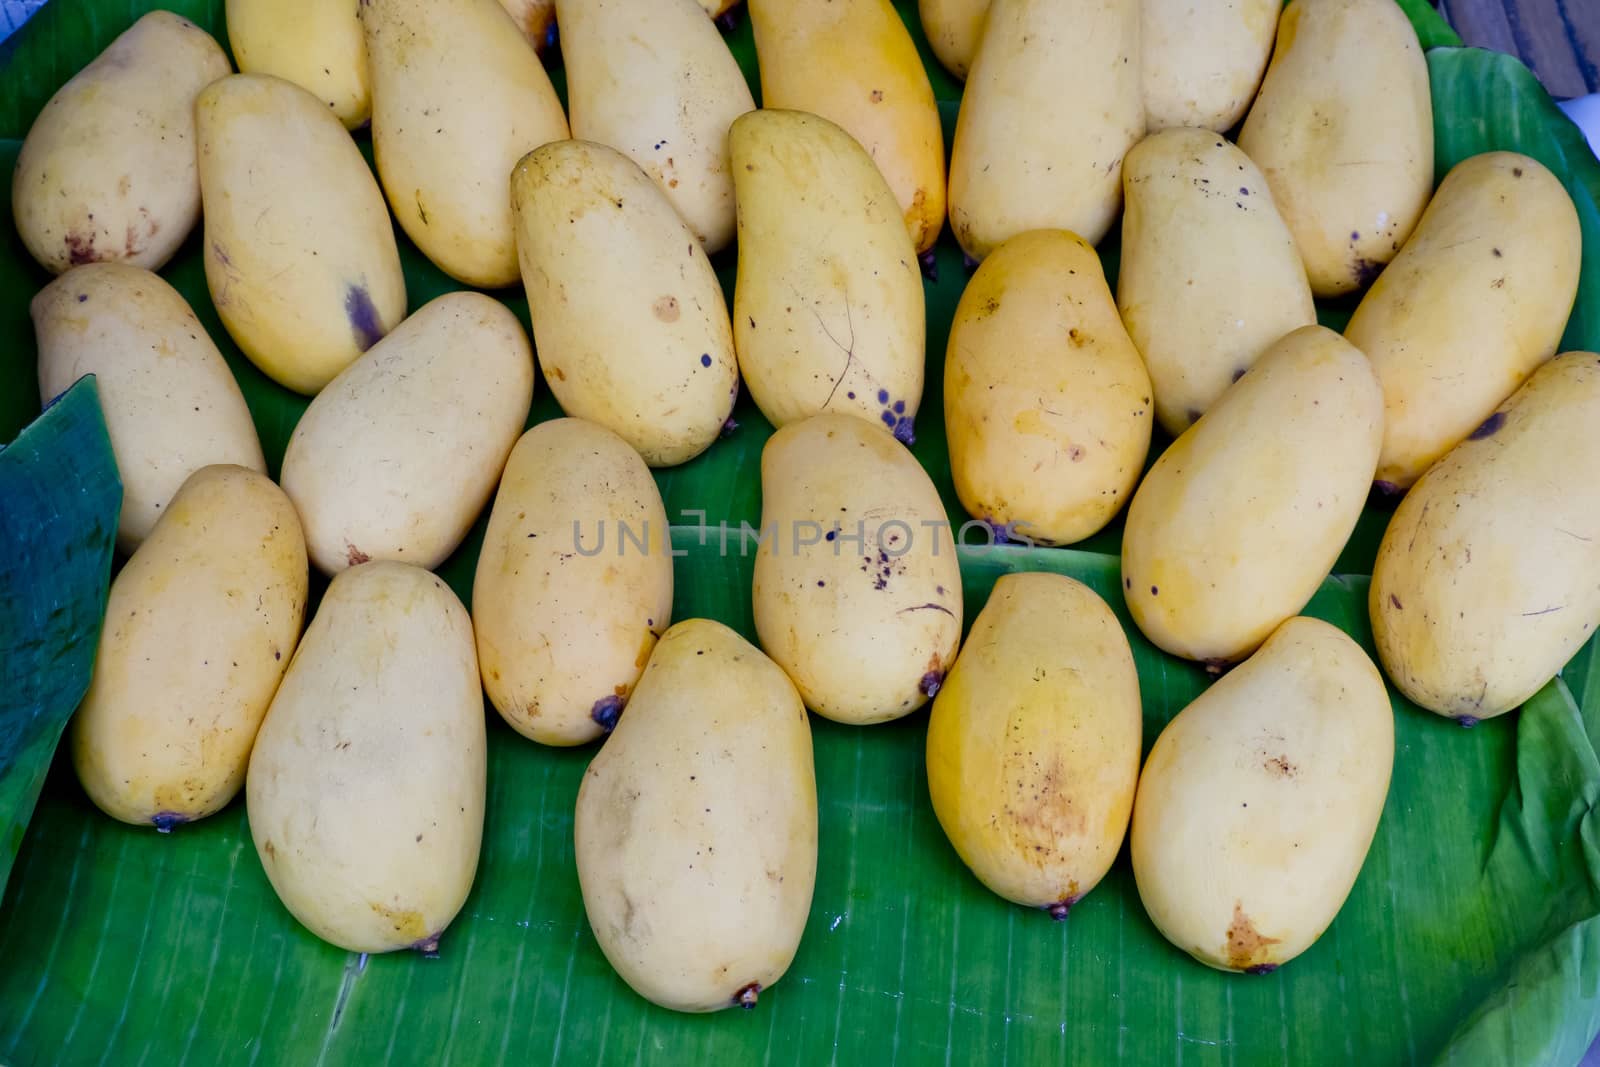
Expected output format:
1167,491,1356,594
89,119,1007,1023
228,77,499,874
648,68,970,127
197,73,406,395
474,419,675,746
1119,129,1316,437
1122,326,1382,666
559,0,754,253
575,619,817,1013
1371,353,1600,722
280,292,534,576
362,0,569,288
513,140,738,467
1345,152,1581,491
247,561,486,955
749,0,946,254
1141,0,1277,132
13,12,230,274
1238,0,1433,298
32,263,265,553
72,466,307,828
226,0,370,129
1131,616,1394,972
918,0,989,80
945,230,1153,545
948,0,1145,258
753,414,962,724
731,109,925,437
926,573,1141,912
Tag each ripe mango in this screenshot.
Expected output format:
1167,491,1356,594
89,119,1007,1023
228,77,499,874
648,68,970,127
1121,326,1382,667
753,414,961,724
1238,0,1433,297
731,109,925,437
926,573,1141,915
1371,353,1600,722
1132,617,1393,972
512,140,738,467
1345,152,1580,491
575,619,816,1012
945,229,1153,545
473,418,675,746
247,562,486,954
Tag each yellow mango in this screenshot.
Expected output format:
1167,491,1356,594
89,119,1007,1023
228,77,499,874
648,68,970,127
280,292,533,575
1131,616,1393,972
918,0,989,80
247,562,485,954
72,466,306,828
1119,129,1315,436
512,140,738,466
945,230,1153,545
473,418,675,746
753,414,962,724
226,0,369,129
1371,353,1600,722
1345,152,1581,491
361,0,568,288
1122,326,1382,667
948,0,1144,258
730,109,925,436
197,73,406,395
575,619,816,1012
13,12,230,274
926,573,1141,915
558,0,754,253
32,263,265,552
749,0,946,254
1141,0,1277,132
1238,0,1433,297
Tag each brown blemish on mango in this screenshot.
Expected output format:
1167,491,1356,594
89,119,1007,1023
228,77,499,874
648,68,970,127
1225,902,1281,969
370,901,429,942
1264,754,1296,778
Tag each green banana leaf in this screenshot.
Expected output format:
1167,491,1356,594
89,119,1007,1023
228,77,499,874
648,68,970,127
0,376,119,901
2,1,1599,1063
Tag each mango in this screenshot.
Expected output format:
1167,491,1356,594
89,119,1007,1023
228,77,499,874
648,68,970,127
1371,353,1600,722
730,109,925,436
72,466,306,828
32,263,265,552
945,230,1153,545
559,0,754,253
13,12,230,274
918,0,989,80
280,292,533,576
1345,152,1581,491
1131,616,1393,972
247,561,485,954
1122,326,1382,667
1142,0,1277,132
926,573,1141,915
474,418,675,746
753,414,962,724
197,73,406,395
1119,129,1316,436
575,619,816,1012
1238,0,1433,298
948,0,1144,257
749,0,946,254
361,0,568,289
226,0,370,129
512,140,738,467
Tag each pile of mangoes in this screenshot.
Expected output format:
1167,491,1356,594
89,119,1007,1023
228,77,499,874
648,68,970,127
13,0,1597,1014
